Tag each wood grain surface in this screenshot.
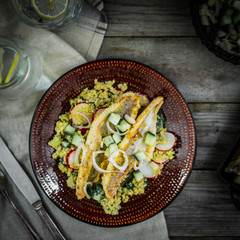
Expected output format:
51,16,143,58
165,170,240,237
190,104,240,169
104,0,195,37
99,37,240,102
99,0,240,239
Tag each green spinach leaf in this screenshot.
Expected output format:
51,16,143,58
156,110,165,132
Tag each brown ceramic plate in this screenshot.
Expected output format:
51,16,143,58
29,59,196,227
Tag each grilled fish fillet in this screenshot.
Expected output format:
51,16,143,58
76,93,140,199
102,96,164,199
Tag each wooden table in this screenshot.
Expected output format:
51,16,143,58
98,0,240,239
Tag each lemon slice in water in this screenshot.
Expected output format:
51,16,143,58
5,52,19,84
31,0,69,20
0,48,4,84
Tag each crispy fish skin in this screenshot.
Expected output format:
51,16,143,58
102,96,164,199
88,93,141,184
116,92,141,118
76,94,141,200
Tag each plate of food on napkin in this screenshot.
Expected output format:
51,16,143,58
29,59,196,226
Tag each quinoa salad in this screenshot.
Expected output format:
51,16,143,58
48,79,176,215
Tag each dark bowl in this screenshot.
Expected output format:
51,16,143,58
191,0,240,65
217,132,240,210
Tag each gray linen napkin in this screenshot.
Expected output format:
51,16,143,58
0,1,169,240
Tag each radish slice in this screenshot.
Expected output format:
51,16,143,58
106,120,129,136
79,128,88,135
151,159,161,165
92,107,107,121
124,114,136,125
70,102,93,127
138,94,150,107
108,149,129,172
155,132,176,152
72,112,91,129
152,158,168,165
115,87,123,92
134,160,140,170
138,160,155,178
92,151,121,173
74,141,86,166
66,149,78,171
84,182,92,198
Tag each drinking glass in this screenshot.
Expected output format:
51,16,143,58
8,0,84,30
0,36,42,100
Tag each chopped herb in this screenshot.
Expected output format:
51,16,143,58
72,171,78,177
120,175,134,189
59,158,67,166
156,110,166,132
144,178,149,185
87,184,105,201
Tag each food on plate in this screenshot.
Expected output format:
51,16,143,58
225,147,240,184
198,0,240,56
48,79,176,215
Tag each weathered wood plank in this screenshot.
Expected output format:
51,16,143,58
104,0,195,37
98,37,240,102
170,237,240,240
189,103,240,170
165,170,240,237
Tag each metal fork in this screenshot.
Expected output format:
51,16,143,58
0,170,42,240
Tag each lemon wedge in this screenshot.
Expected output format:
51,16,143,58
0,47,4,84
5,52,19,84
31,0,69,20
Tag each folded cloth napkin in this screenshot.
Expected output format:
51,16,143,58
0,1,169,240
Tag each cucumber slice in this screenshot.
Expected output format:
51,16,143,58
48,135,61,148
71,133,84,147
105,143,118,157
117,119,131,132
133,171,144,181
61,140,70,148
112,134,122,144
108,113,121,125
64,124,75,136
103,135,114,147
144,131,156,146
133,152,146,162
149,161,159,171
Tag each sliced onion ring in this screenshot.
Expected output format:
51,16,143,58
106,120,129,136
84,182,92,199
92,151,120,173
73,112,91,129
108,149,129,172
80,142,87,166
74,143,82,166
134,160,140,170
124,114,136,125
74,141,87,166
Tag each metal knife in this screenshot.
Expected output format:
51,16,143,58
0,136,66,240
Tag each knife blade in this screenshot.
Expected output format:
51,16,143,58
0,137,40,205
0,136,66,240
